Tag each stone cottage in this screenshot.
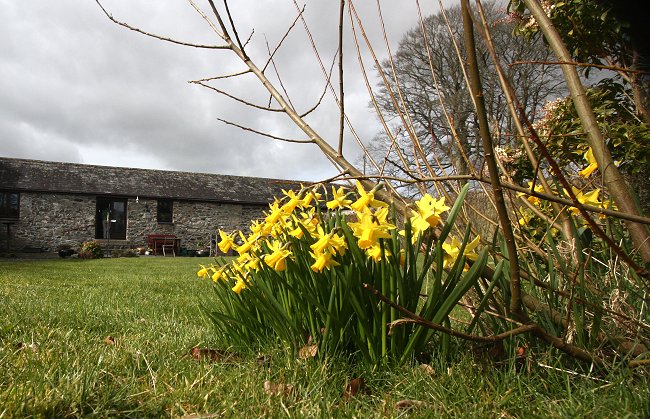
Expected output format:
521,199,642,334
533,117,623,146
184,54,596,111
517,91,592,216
0,157,304,255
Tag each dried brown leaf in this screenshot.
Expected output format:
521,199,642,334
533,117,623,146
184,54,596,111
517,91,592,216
263,380,295,397
189,347,241,363
419,363,435,375
14,342,38,352
297,344,318,359
256,354,271,366
104,335,116,345
395,399,428,410
342,377,370,399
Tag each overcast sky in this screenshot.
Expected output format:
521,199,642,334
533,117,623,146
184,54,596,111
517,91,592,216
1,1,441,181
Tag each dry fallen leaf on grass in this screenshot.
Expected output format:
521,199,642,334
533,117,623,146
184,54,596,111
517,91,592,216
297,344,318,359
104,336,116,345
188,347,241,363
419,363,435,375
342,377,370,399
395,399,428,410
14,342,38,352
263,380,295,397
256,354,271,366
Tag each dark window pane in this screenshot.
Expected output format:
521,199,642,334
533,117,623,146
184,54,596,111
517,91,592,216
157,200,173,223
0,192,19,219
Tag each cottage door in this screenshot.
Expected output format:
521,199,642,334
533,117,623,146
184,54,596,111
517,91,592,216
95,197,127,240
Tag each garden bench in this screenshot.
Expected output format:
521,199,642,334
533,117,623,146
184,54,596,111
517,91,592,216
146,234,180,256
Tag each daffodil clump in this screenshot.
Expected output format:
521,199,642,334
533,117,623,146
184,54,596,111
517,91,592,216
198,182,486,365
517,148,615,235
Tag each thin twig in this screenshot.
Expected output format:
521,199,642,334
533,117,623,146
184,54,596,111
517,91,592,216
300,52,337,118
262,6,305,73
363,283,537,343
222,0,248,59
216,118,313,144
509,60,649,75
264,35,296,111
95,0,229,49
191,70,251,82
346,171,650,225
190,80,284,112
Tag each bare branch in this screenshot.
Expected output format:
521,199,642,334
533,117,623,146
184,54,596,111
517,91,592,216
509,60,649,75
95,0,229,50
190,80,284,112
351,169,650,225
264,36,296,111
363,283,537,343
222,0,249,59
205,0,231,38
191,70,252,83
346,3,411,183
461,0,522,316
262,6,306,73
299,53,336,118
216,118,313,144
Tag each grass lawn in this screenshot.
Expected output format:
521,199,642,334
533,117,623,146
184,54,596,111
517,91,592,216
1,257,648,417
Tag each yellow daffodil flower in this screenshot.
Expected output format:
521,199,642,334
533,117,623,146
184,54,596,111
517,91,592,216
310,226,333,254
350,181,388,212
310,226,348,257
264,240,292,272
237,232,262,256
568,186,602,215
328,232,348,256
348,207,394,249
366,243,390,262
517,181,546,206
518,210,533,226
232,278,246,294
197,265,209,278
442,235,480,270
408,210,434,243
578,147,598,178
404,193,450,243
288,209,319,238
300,189,321,208
288,224,305,239
280,189,301,215
310,250,340,272
245,256,261,272
265,200,283,225
218,230,236,253
211,266,227,282
249,220,265,235
414,194,450,228
326,186,353,210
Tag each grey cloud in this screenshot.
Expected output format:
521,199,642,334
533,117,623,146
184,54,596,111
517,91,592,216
0,0,440,182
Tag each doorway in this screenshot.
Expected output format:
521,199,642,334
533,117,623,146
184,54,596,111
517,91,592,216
95,197,127,240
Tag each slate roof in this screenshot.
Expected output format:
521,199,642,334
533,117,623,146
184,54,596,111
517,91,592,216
0,157,306,205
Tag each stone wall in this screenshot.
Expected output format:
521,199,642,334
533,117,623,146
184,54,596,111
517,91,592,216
127,198,266,250
1,191,268,253
8,192,96,251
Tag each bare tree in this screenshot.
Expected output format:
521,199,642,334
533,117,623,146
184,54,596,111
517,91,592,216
368,1,564,186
